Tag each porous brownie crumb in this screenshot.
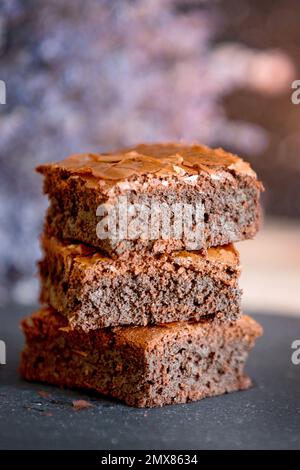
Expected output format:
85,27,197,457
37,143,263,256
39,235,242,330
20,308,263,408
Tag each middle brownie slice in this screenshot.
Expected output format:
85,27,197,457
39,235,242,331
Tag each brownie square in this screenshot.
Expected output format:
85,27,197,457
37,143,263,257
39,235,242,331
20,308,262,408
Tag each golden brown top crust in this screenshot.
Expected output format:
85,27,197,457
42,235,239,267
36,142,257,181
23,307,263,352
114,315,263,350
174,245,239,266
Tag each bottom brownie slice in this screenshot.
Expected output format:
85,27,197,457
20,307,262,408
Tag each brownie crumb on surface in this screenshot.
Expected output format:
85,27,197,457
72,399,93,411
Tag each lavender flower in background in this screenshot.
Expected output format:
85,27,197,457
0,0,294,304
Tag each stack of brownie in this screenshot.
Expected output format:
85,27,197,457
20,143,263,407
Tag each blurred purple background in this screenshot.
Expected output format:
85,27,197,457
0,0,299,305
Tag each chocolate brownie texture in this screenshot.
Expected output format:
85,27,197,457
39,235,242,331
20,308,262,408
37,143,263,257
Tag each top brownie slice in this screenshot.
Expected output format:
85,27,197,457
37,142,263,256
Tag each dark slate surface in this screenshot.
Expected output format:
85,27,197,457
0,305,299,450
